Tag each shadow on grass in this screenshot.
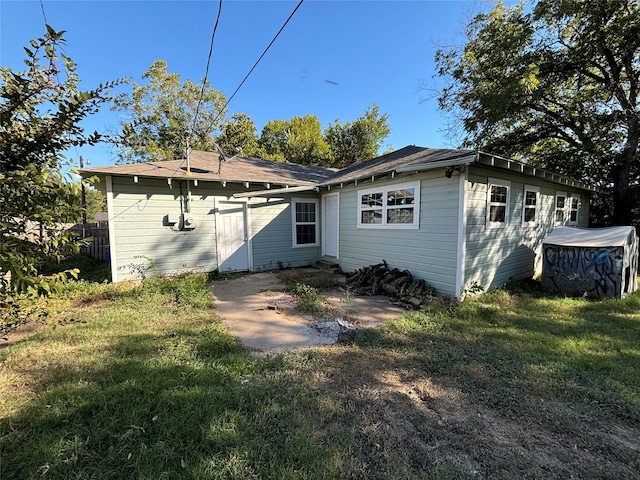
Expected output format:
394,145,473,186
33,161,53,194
2,325,349,480
339,287,640,479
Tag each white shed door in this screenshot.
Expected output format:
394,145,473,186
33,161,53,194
217,202,249,272
322,193,339,258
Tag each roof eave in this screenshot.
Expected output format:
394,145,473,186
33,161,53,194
232,185,318,198
394,154,478,174
476,152,603,193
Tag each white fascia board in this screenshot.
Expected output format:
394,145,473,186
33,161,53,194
233,185,317,198
394,154,478,173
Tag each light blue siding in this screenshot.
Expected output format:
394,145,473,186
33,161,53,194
110,177,218,281
249,194,321,271
109,177,321,281
463,165,590,292
334,170,461,296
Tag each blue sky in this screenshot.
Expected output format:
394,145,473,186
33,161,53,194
1,0,493,167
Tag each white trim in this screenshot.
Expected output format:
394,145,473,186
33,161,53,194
105,175,118,283
455,169,468,299
394,154,476,173
245,200,253,270
291,198,320,248
567,195,580,226
233,185,316,198
521,185,540,227
357,180,421,229
321,192,340,258
486,177,511,229
555,191,568,225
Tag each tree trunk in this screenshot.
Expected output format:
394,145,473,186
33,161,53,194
612,121,639,226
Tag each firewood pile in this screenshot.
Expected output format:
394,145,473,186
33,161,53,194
345,261,436,309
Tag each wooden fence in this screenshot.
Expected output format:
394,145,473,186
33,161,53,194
68,224,110,262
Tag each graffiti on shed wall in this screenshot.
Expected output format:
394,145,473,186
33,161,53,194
542,246,624,297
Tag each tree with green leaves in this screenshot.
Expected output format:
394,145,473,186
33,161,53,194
83,187,107,222
435,0,640,225
113,60,227,163
259,115,331,165
1,26,119,297
216,112,260,158
325,103,391,168
258,119,290,161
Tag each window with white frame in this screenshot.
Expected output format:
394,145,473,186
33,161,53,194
357,182,420,229
555,192,567,225
522,185,539,226
292,199,319,247
568,196,580,225
555,192,581,226
486,178,510,229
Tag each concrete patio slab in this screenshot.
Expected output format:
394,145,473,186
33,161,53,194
210,269,406,354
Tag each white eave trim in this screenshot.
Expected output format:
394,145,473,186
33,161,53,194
233,185,318,198
475,152,602,192
394,154,478,173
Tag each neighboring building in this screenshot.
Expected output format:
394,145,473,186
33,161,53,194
81,146,599,298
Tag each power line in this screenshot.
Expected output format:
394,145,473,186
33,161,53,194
191,0,223,136
212,0,305,127
39,0,48,26
176,0,304,177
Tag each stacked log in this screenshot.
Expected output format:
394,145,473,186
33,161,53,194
345,261,436,309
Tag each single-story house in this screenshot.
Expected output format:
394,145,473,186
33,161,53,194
81,145,599,298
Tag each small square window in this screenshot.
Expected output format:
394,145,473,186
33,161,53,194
490,205,506,222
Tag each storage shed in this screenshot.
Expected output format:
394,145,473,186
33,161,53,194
541,226,638,298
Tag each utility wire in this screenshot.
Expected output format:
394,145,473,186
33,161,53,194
39,0,48,26
175,0,223,178
191,0,223,136
175,0,304,177
212,0,305,127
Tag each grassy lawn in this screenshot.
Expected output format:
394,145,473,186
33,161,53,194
1,268,639,479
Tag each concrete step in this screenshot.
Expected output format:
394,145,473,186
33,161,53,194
315,259,341,273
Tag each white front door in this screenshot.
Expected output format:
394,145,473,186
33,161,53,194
217,201,249,272
322,193,339,258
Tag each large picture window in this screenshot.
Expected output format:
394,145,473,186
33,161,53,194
357,182,420,229
486,178,510,229
292,199,319,247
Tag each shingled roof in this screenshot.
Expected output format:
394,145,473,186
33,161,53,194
81,145,599,193
80,150,335,186
320,146,475,185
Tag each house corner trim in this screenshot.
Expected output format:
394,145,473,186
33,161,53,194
455,169,467,298
105,175,118,283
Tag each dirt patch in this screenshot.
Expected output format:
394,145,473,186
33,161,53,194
1,321,47,349
314,347,640,479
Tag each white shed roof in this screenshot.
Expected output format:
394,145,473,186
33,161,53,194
543,226,636,247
